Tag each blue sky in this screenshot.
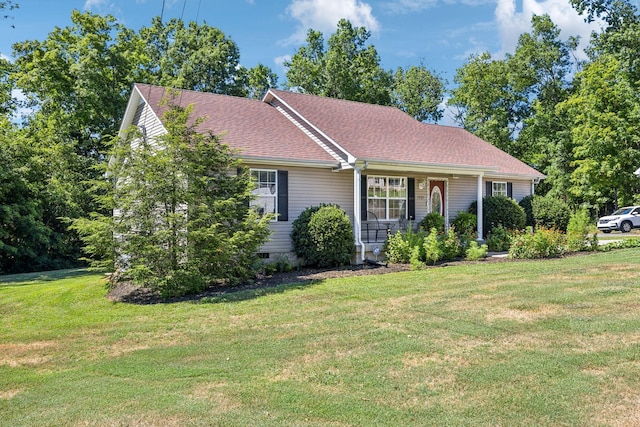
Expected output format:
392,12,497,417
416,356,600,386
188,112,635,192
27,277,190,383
1,0,602,122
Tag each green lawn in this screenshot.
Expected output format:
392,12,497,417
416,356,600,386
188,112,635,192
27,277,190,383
2,252,640,426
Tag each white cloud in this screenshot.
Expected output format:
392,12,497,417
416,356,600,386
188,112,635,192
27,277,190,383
274,54,291,71
284,0,380,45
494,0,603,60
83,0,110,10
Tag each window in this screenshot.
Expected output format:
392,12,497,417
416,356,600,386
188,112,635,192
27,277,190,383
251,169,277,216
367,176,407,220
430,186,442,215
492,181,508,197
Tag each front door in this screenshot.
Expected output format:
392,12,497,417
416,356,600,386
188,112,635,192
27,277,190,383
429,180,445,216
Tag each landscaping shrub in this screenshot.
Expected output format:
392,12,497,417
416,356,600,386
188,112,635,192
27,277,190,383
486,225,511,252
419,212,445,233
385,227,425,264
451,212,477,237
291,204,327,265
566,208,591,251
441,227,461,260
307,205,354,267
423,228,443,265
469,196,526,236
509,227,566,259
519,194,535,227
465,241,488,261
532,195,570,232
599,237,640,251
387,225,467,267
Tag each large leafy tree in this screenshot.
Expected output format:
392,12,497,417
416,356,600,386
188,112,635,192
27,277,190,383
511,15,580,198
561,55,640,210
450,15,579,171
136,17,250,96
12,11,136,157
392,63,445,122
74,95,272,296
5,11,278,274
285,19,393,105
449,52,525,155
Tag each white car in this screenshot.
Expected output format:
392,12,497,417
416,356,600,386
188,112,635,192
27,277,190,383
597,206,640,233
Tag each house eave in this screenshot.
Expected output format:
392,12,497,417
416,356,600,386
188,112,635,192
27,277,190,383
238,155,343,169
357,158,499,176
485,171,546,180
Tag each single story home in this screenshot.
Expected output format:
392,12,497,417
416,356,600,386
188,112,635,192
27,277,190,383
120,83,545,263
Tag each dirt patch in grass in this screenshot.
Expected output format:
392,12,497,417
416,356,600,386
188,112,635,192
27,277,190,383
0,341,56,368
0,389,22,399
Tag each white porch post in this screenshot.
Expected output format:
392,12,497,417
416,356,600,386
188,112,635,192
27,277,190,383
477,174,484,241
354,167,366,262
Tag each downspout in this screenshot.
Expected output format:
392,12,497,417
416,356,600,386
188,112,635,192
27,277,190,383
477,174,484,241
354,162,368,263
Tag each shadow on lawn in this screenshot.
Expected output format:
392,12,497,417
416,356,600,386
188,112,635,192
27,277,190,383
0,268,91,286
112,276,326,305
111,263,402,305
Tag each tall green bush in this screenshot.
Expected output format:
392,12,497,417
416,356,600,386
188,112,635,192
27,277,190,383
74,100,272,297
519,195,535,227
291,205,324,264
292,205,353,267
469,196,526,235
451,211,477,237
532,195,570,232
307,206,354,267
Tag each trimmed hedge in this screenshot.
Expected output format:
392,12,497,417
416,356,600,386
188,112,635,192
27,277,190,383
532,195,570,232
469,195,526,235
291,204,353,267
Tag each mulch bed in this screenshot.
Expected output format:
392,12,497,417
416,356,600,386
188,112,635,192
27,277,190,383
106,255,519,305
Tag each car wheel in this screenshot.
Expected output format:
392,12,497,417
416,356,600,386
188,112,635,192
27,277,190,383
602,230,611,234
621,221,632,233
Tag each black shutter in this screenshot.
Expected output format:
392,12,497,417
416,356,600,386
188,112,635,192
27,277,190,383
407,178,415,220
361,175,368,221
486,181,492,197
277,170,288,221
507,182,513,198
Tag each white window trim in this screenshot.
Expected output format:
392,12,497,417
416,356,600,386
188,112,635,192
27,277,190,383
250,168,277,221
492,181,508,197
367,175,408,221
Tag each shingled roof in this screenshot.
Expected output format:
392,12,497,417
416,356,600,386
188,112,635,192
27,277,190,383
132,84,337,165
128,83,543,179
267,89,544,179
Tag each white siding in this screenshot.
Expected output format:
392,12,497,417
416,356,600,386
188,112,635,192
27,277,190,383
132,100,166,140
510,180,533,201
448,176,479,220
244,163,353,259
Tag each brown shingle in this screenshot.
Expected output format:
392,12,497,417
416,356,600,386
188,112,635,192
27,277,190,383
269,89,544,178
135,84,337,164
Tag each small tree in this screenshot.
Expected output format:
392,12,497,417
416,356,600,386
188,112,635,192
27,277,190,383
74,94,271,296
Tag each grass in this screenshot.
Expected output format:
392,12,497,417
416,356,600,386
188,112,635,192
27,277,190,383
2,251,640,426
